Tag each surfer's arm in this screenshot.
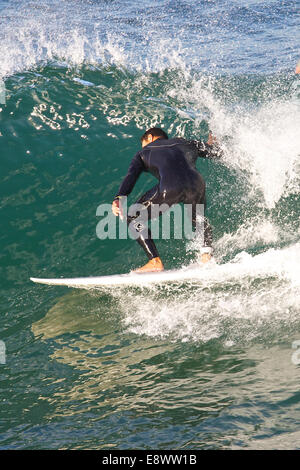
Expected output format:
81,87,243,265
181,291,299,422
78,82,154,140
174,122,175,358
189,132,222,160
116,151,145,197
112,151,145,217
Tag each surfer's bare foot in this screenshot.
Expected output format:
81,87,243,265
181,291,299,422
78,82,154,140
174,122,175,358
200,253,212,263
133,257,164,273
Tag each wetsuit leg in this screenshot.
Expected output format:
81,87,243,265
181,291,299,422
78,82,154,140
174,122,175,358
127,179,212,259
127,185,184,260
184,183,213,249
127,185,160,260
191,199,213,248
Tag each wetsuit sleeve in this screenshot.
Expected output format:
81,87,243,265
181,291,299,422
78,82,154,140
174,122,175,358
115,151,145,197
189,140,222,159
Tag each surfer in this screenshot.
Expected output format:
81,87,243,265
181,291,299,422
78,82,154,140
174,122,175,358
112,128,221,273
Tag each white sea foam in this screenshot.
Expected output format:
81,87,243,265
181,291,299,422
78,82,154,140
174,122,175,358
118,242,300,343
168,73,300,208
211,99,300,208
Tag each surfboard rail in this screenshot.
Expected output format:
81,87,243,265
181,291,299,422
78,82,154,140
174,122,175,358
29,265,207,288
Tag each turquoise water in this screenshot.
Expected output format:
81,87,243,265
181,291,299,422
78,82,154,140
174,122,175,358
0,0,300,450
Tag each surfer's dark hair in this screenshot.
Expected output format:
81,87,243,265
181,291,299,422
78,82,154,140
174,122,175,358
141,127,168,143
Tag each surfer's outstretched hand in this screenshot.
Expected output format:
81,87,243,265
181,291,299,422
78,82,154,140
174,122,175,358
207,131,218,146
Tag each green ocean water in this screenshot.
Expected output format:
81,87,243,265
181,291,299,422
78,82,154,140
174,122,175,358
1,0,300,450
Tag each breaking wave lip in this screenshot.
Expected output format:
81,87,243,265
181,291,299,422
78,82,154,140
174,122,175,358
1,0,299,79
0,0,196,78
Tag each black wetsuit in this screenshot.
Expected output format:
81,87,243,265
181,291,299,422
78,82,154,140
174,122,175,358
115,137,220,260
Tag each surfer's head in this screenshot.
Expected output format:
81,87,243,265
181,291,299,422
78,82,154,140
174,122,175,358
141,127,168,148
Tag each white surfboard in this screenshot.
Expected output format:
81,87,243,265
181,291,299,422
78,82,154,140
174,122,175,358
30,264,211,288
